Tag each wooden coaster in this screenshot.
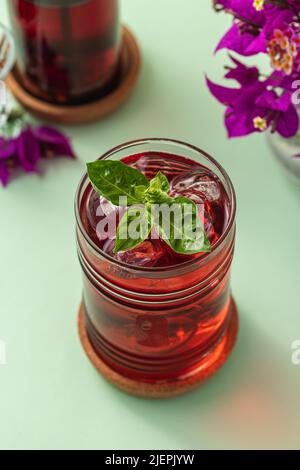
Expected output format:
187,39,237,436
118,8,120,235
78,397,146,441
78,299,239,399
6,26,141,125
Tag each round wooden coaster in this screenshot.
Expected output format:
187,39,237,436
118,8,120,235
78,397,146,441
78,299,239,399
5,26,141,125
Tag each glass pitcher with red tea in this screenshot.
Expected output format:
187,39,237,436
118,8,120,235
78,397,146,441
75,139,238,396
8,0,121,104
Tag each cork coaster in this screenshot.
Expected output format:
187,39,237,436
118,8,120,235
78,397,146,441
78,299,239,399
6,26,141,125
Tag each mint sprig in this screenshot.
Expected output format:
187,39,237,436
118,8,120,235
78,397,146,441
87,160,211,255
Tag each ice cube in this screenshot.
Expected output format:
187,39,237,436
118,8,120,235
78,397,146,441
87,191,122,242
171,170,221,202
170,170,227,244
102,238,167,267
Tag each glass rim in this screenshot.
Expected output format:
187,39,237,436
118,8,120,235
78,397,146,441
75,138,237,273
0,23,16,80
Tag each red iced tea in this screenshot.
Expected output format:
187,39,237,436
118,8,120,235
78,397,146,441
8,0,120,103
76,140,236,382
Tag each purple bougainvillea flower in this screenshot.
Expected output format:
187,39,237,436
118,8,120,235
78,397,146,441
215,0,265,55
224,84,269,137
263,7,294,37
214,0,265,24
225,55,260,86
265,71,294,91
0,161,10,187
215,3,294,56
0,137,17,187
275,104,299,138
268,26,300,76
216,24,266,56
207,76,299,138
255,90,291,112
291,1,300,13
16,127,41,173
206,77,240,105
32,126,76,159
1,119,76,187
209,0,300,141
207,76,266,111
0,137,17,160
207,78,266,136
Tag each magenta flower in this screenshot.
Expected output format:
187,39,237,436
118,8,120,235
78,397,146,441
216,4,293,56
32,126,76,159
0,162,10,187
268,27,300,75
0,123,76,187
0,137,17,187
17,127,41,173
209,0,300,140
214,0,265,24
207,63,299,138
225,55,259,86
0,138,17,159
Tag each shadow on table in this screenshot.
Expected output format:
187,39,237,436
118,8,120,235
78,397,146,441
106,301,300,449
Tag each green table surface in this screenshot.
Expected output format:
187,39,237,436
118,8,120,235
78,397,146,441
1,0,300,451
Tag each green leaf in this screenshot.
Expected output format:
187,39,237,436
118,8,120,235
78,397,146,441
87,160,149,206
144,171,171,204
87,159,211,256
114,205,153,253
134,185,148,203
145,189,173,205
149,171,170,193
155,196,211,254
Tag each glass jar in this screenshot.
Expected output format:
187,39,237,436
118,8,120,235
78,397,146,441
267,129,300,183
75,139,237,384
266,106,300,182
8,0,121,104
0,22,16,81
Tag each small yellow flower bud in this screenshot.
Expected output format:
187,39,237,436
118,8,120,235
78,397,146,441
253,0,264,11
253,116,267,131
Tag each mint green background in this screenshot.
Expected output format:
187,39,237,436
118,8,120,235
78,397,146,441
1,0,300,450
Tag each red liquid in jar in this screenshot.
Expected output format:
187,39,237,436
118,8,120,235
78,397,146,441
81,152,231,267
77,152,235,381
9,0,120,103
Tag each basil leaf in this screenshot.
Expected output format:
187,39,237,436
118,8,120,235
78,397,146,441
87,159,212,256
134,185,148,203
87,160,149,206
149,171,170,193
145,189,173,205
114,205,153,253
156,196,211,254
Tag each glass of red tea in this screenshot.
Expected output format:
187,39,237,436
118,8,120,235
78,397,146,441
8,0,121,104
75,139,237,396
